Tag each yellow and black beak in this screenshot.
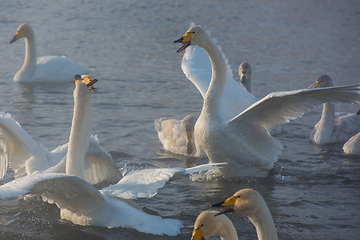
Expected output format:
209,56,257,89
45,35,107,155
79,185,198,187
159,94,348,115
74,74,98,91
174,31,194,53
10,31,22,44
191,227,204,240
211,196,237,216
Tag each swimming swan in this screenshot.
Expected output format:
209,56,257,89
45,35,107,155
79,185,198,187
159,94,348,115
309,74,360,144
154,115,198,156
174,25,360,178
0,75,122,186
0,162,224,235
342,109,360,155
192,211,239,240
10,23,92,82
212,188,278,240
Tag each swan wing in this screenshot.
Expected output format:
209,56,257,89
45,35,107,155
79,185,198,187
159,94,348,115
83,135,123,187
0,112,39,178
182,45,257,119
101,163,224,199
0,138,9,179
230,85,360,130
0,173,183,235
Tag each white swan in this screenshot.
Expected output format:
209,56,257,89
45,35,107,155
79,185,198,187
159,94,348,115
10,23,92,82
192,211,239,240
343,109,360,155
174,25,360,178
0,75,122,186
154,115,198,156
0,161,224,235
211,189,278,240
309,74,360,144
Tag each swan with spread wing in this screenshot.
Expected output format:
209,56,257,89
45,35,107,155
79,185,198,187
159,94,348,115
174,25,360,178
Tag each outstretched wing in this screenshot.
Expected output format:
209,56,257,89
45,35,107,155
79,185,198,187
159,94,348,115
100,163,225,199
230,85,360,129
0,112,39,178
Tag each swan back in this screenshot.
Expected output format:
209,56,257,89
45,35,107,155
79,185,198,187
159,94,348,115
192,211,238,240
239,62,252,92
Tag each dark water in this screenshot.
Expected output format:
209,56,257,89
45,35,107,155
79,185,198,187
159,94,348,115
0,0,360,239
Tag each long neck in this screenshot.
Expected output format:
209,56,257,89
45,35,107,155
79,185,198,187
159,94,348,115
21,34,37,76
66,86,91,179
201,38,227,115
248,207,278,240
316,102,335,140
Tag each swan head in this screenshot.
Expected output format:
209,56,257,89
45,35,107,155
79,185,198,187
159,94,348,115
74,74,98,92
312,74,333,88
239,62,252,91
174,26,208,52
192,211,234,240
212,188,265,217
10,23,34,44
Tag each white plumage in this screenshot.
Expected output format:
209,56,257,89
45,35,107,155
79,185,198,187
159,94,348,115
10,23,92,82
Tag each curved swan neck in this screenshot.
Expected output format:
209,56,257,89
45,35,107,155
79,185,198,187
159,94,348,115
218,223,239,240
20,32,37,78
66,83,91,179
248,206,278,240
201,37,227,114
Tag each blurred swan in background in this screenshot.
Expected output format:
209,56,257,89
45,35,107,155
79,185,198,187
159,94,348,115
10,23,92,82
238,61,252,92
309,75,360,144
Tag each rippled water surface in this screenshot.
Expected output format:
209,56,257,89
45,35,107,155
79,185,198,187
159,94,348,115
0,0,360,239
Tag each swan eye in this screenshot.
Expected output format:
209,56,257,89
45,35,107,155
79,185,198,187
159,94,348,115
201,224,204,227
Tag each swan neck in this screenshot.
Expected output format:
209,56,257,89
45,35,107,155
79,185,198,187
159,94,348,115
23,35,37,73
248,206,278,240
202,38,227,114
219,224,239,240
318,102,335,133
66,86,91,179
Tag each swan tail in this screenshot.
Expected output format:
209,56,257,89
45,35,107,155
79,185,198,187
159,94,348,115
154,118,187,155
